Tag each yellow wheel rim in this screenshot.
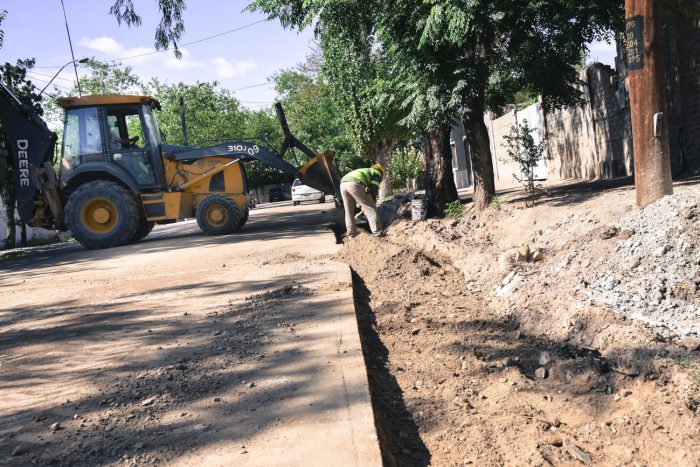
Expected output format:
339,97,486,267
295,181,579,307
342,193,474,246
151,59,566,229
81,198,119,234
205,204,228,227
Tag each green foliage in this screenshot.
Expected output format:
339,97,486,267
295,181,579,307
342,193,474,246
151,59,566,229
502,120,547,207
489,196,502,211
388,146,422,190
81,59,143,95
270,56,365,176
250,0,408,159
271,65,353,165
110,0,186,58
242,109,287,188
0,10,6,49
444,199,464,219
148,79,246,146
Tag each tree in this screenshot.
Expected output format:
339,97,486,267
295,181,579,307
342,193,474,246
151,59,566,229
78,59,143,95
249,0,460,212
112,0,620,212
0,9,6,49
270,57,361,174
242,108,288,189
379,1,623,209
0,59,44,249
248,1,411,199
147,79,246,146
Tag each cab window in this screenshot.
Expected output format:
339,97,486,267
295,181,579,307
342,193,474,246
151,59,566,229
105,106,156,186
62,107,102,168
106,108,147,150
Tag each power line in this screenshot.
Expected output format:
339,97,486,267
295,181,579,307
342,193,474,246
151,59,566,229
230,82,273,91
33,19,268,68
27,70,75,83
23,73,73,91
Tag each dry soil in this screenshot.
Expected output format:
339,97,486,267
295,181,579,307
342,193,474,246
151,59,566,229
337,179,700,466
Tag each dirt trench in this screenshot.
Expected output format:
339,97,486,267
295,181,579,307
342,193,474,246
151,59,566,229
337,207,700,467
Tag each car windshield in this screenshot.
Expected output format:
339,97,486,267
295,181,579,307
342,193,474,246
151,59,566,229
292,179,303,186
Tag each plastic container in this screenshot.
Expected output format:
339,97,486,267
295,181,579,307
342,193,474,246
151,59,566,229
411,198,427,221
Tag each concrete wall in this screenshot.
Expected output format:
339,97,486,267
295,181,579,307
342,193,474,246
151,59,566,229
666,17,700,176
0,197,58,248
450,121,473,189
0,199,6,248
542,64,632,181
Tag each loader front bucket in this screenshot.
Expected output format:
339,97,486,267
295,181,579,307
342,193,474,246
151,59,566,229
298,151,339,196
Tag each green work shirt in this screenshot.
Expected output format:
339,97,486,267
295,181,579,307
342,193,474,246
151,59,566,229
341,167,382,189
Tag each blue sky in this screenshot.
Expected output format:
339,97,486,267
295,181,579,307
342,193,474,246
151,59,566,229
2,1,618,110
1,0,316,109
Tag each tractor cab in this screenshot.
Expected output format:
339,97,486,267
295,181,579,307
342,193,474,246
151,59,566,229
58,95,164,191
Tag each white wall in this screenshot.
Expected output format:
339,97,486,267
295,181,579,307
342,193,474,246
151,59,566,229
0,196,57,247
0,197,7,248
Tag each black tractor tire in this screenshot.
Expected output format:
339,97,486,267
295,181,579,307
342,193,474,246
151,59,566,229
238,206,250,229
130,219,156,243
319,195,326,204
196,194,242,235
65,180,140,249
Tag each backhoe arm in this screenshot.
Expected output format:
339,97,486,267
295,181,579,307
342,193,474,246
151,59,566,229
0,81,58,225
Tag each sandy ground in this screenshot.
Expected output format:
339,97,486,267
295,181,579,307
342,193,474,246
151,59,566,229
4,178,700,467
0,201,380,466
337,178,700,466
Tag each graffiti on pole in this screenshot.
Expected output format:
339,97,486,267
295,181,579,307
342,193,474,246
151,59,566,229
625,15,645,71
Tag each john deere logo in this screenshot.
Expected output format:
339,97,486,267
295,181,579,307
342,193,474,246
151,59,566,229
16,139,30,187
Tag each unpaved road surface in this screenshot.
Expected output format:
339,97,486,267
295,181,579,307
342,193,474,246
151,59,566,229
0,202,380,466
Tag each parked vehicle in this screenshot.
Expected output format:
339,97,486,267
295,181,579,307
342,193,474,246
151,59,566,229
268,187,285,202
291,178,325,205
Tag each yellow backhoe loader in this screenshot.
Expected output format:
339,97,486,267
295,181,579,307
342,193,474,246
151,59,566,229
0,82,337,249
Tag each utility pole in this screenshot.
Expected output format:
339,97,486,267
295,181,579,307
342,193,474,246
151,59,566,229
624,0,673,207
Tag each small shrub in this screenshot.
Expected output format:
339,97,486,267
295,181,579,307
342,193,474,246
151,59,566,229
502,119,547,207
489,196,502,211
444,199,464,218
388,147,423,191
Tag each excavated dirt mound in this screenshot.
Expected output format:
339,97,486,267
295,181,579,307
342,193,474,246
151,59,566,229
337,183,700,466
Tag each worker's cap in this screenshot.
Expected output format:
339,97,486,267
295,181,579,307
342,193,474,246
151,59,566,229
371,163,384,178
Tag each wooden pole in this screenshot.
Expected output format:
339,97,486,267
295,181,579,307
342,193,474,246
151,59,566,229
624,0,673,207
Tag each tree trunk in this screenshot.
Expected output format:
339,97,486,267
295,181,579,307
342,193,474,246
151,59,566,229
0,155,16,250
422,126,458,216
366,138,396,200
5,202,16,250
20,222,27,246
462,100,496,211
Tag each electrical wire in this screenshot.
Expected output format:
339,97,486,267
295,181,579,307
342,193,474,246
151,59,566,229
23,73,73,91
33,19,267,68
230,82,273,91
26,69,75,83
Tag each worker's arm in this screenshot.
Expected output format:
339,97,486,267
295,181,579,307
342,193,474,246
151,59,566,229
368,173,381,200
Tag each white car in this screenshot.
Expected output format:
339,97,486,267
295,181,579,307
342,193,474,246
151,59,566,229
291,178,325,205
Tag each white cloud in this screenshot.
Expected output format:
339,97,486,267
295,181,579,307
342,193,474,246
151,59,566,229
210,57,258,78
78,36,204,70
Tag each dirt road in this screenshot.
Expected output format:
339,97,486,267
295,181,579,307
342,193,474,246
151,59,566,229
0,202,380,466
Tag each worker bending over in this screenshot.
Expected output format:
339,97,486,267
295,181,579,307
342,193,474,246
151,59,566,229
340,163,384,237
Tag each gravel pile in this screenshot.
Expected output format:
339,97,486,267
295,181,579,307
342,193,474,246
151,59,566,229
591,192,700,337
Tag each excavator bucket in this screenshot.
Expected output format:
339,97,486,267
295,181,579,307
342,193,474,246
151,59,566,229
298,151,339,196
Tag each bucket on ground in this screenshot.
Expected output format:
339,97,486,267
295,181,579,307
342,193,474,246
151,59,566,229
411,198,427,221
